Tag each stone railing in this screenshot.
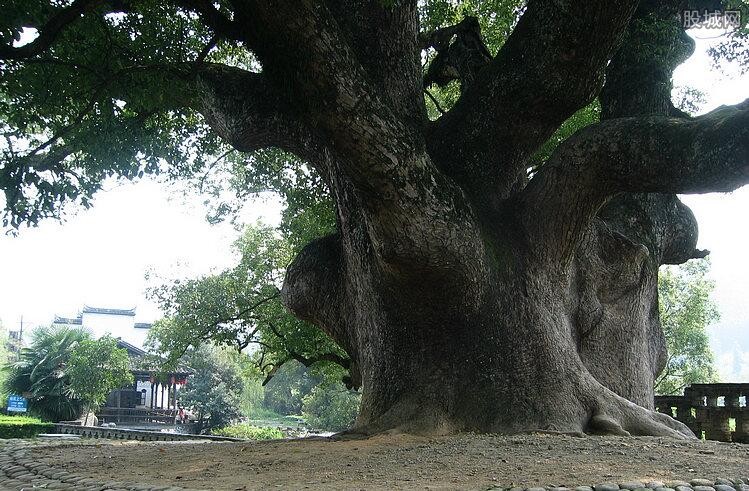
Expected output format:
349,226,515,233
654,383,748,442
52,423,244,442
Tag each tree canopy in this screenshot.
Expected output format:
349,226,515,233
656,259,720,395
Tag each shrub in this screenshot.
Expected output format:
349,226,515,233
0,415,53,439
212,423,283,440
302,383,360,432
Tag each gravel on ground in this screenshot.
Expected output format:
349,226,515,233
1,433,747,490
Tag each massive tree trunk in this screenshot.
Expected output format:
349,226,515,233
276,0,747,438
8,0,746,437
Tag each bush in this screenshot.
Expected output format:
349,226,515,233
0,415,53,439
212,423,283,440
302,383,360,432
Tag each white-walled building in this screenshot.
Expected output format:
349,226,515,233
52,306,189,425
53,306,152,349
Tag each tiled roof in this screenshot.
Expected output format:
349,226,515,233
133,322,152,329
53,316,82,325
82,306,136,316
116,338,147,357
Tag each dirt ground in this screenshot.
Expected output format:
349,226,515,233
32,433,749,490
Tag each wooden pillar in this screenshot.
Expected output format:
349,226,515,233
150,382,155,410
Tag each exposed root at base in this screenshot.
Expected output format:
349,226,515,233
587,394,695,439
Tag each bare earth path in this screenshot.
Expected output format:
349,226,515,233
6,434,749,490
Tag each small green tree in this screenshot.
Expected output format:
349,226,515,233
68,336,133,425
656,259,720,395
178,347,244,434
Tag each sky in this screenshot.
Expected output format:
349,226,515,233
0,27,748,381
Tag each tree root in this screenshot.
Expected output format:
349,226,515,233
587,392,695,439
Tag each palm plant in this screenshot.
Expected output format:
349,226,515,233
3,326,90,422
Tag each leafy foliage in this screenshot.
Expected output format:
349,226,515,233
0,0,243,229
706,0,749,74
656,259,720,395
67,335,133,422
673,86,708,115
302,383,361,432
212,423,283,440
3,326,88,422
146,223,348,383
262,361,322,416
178,346,244,434
528,101,601,169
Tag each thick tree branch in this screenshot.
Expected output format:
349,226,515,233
520,100,749,262
421,16,491,93
189,65,325,165
0,0,100,60
234,1,483,273
427,1,639,208
325,0,423,125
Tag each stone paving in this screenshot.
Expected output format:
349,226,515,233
0,438,748,490
0,438,201,491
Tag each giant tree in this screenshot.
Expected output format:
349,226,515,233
2,0,749,438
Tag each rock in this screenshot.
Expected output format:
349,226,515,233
620,483,645,490
576,487,594,491
714,480,734,486
714,486,736,491
596,484,620,491
528,487,546,491
73,412,98,427
691,481,715,488
667,483,691,489
692,487,715,491
655,488,675,491
647,484,666,489
675,486,693,491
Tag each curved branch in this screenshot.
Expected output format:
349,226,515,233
189,64,324,165
0,0,100,60
519,99,749,262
